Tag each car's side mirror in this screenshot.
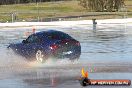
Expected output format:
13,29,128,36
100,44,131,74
22,40,28,44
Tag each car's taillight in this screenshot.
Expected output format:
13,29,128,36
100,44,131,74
61,39,68,43
50,44,58,50
76,42,80,46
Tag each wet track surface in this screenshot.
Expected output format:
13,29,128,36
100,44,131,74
0,24,132,88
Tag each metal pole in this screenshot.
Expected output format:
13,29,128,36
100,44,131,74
12,13,14,23
92,19,97,31
37,1,40,22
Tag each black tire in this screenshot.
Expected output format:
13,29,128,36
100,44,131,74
69,55,80,62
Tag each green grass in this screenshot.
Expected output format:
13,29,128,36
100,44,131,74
0,1,86,22
0,0,131,22
0,1,84,12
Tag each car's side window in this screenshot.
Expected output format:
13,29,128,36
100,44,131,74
26,35,40,43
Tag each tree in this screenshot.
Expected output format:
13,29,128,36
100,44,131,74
79,0,125,12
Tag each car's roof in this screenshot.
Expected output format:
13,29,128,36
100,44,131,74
26,30,74,41
35,30,66,35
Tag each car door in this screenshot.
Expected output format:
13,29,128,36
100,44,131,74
21,34,42,58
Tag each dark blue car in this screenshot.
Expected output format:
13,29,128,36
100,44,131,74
8,30,81,63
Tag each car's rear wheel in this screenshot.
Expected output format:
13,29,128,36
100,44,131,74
69,55,80,61
36,50,47,63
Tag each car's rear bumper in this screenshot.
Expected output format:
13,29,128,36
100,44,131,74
51,46,81,60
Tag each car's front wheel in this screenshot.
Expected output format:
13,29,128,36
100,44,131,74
36,50,47,63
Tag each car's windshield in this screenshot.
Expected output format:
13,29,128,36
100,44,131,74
47,32,72,40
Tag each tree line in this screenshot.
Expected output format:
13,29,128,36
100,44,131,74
0,0,65,5
79,0,125,12
0,0,125,12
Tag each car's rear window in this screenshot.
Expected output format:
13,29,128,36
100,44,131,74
47,32,72,40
